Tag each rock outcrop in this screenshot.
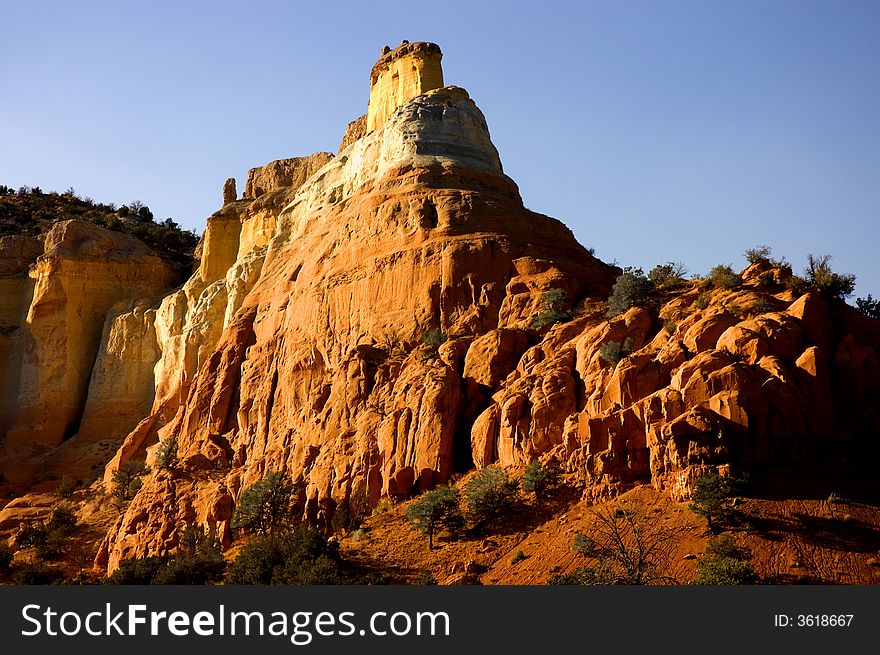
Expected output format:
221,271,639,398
366,41,444,132
0,221,178,485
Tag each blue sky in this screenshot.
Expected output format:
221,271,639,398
2,0,878,296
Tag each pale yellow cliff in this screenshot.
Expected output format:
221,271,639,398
366,41,443,132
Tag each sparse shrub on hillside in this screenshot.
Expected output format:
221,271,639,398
695,534,757,585
532,288,572,329
422,328,447,347
606,268,655,317
12,563,64,585
708,265,741,290
757,271,778,288
856,294,880,320
522,460,560,501
599,336,634,365
152,524,225,584
785,274,810,295
689,473,744,531
572,533,595,556
648,262,687,288
745,299,775,317
691,292,712,310
511,550,527,564
805,254,856,299
111,460,149,502
154,435,178,471
417,570,438,585
547,566,607,585
464,466,519,533
225,524,342,585
574,503,685,585
107,556,170,584
56,475,79,499
406,486,464,549
744,245,773,264
332,488,371,533
232,471,299,534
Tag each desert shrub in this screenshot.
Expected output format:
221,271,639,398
786,274,810,295
648,262,687,288
689,473,744,530
112,460,149,502
708,265,741,290
695,556,757,585
0,543,13,572
746,299,775,316
532,288,572,329
406,486,464,549
152,550,225,585
606,268,655,317
572,533,595,556
856,294,880,320
154,435,178,470
46,505,77,536
805,254,856,299
12,563,64,585
107,556,170,584
332,488,371,533
511,550,527,564
56,475,80,499
547,566,606,585
695,535,756,585
15,523,49,550
225,524,342,585
757,271,778,288
232,471,298,534
422,327,447,347
744,245,773,264
464,467,519,532
691,292,711,310
522,460,560,500
568,503,686,585
599,336,634,365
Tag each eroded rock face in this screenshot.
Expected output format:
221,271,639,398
97,81,615,569
243,153,334,200
0,221,178,484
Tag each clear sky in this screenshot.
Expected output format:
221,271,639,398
2,0,878,296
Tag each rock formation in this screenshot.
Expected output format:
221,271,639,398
222,178,237,204
0,42,877,578
0,221,178,485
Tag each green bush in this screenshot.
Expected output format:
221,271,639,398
56,475,80,499
648,262,687,288
691,292,711,310
708,265,741,290
522,460,560,500
154,435,178,470
856,294,880,320
225,524,342,585
606,268,655,317
511,550,527,564
695,535,756,585
464,466,519,532
572,533,595,556
695,556,757,585
417,570,438,585
547,566,606,585
532,288,572,329
107,556,170,584
805,254,856,299
786,274,810,295
744,245,773,264
112,460,149,502
12,563,64,585
232,471,298,534
406,486,464,549
422,328,447,347
689,473,743,530
599,336,634,365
